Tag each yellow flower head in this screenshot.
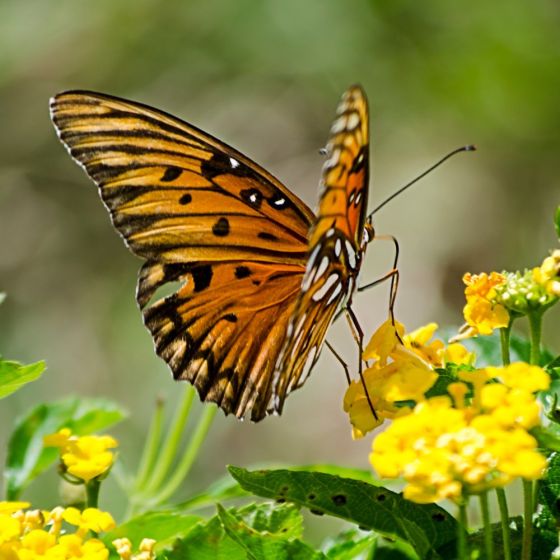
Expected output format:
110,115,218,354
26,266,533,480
44,429,118,483
63,508,116,535
363,319,404,364
454,272,509,340
402,323,444,367
369,362,548,504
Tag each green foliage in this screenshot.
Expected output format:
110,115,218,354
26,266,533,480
321,530,377,560
104,511,203,557
555,206,560,239
169,503,325,560
228,466,458,559
0,358,45,399
5,396,126,499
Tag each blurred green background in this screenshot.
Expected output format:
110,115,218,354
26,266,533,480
1,0,558,533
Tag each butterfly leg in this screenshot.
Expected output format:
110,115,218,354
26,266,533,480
345,304,378,420
358,234,402,339
325,340,352,385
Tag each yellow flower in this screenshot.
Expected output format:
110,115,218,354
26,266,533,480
442,343,475,366
403,323,444,367
0,502,30,515
0,514,21,545
18,530,59,560
57,534,108,560
486,363,550,393
63,508,116,534
44,430,118,483
533,249,560,297
369,378,547,504
454,272,509,340
363,319,404,364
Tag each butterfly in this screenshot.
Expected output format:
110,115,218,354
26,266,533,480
50,84,372,421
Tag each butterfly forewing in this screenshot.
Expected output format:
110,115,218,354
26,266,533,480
50,91,314,266
272,85,370,412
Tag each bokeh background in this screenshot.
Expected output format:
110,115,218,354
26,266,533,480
1,0,559,538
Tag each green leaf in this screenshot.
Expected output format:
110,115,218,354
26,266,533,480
532,424,560,451
103,511,203,557
536,452,560,531
5,396,127,499
555,205,560,239
0,358,45,399
217,503,326,560
228,467,458,560
168,510,246,560
321,529,377,559
168,503,321,560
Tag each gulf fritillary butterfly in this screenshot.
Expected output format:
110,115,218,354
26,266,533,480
50,85,372,421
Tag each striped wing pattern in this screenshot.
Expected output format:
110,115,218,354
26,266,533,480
50,86,370,421
272,85,370,412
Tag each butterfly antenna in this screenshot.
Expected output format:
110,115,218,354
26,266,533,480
367,145,476,220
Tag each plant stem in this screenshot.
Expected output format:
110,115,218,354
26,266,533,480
521,479,534,560
144,385,196,493
479,492,494,560
85,479,101,509
527,311,542,365
495,487,512,560
135,396,165,491
457,500,469,560
156,405,217,504
500,324,512,366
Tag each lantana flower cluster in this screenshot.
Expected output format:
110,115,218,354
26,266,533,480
370,362,549,503
0,502,155,560
344,252,558,504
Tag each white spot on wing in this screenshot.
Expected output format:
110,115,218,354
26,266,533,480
335,238,342,257
312,273,339,302
327,282,343,305
345,240,357,269
330,116,347,134
354,191,362,206
229,157,240,168
346,112,360,130
314,255,329,281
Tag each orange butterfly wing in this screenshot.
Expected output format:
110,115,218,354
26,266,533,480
272,85,370,412
50,86,371,421
50,91,314,420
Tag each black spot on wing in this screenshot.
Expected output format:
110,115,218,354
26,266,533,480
191,265,213,292
179,193,192,205
258,231,278,241
212,217,230,237
267,193,289,210
235,265,251,279
240,188,263,209
201,151,247,180
223,313,238,323
161,166,183,182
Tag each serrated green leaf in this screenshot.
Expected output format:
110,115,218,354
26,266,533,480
537,452,560,531
5,397,127,499
555,206,560,239
168,511,245,560
217,504,326,560
0,359,45,399
228,467,457,560
321,529,377,559
103,511,203,557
